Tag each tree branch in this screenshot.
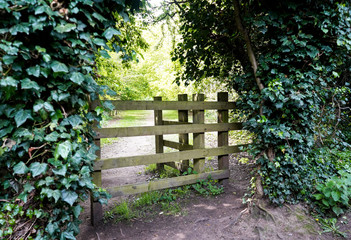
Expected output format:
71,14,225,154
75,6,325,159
233,0,264,92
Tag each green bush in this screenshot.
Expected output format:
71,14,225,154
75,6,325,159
0,0,144,239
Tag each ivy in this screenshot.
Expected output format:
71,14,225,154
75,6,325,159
0,0,146,239
171,0,351,205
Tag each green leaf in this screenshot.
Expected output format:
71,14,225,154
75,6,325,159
55,141,72,160
102,27,121,40
72,205,82,218
3,55,17,64
52,165,67,176
15,109,33,127
44,131,60,142
1,76,18,87
13,162,29,175
54,23,77,33
332,206,344,216
21,78,40,91
331,191,341,202
61,190,78,206
26,65,41,77
51,61,69,73
70,72,85,84
29,162,48,177
314,193,323,200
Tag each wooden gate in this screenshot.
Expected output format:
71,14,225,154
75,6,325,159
89,92,245,225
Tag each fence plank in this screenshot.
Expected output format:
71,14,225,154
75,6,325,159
91,100,236,111
162,120,190,125
94,145,246,170
163,140,193,151
94,122,242,138
193,94,205,173
154,96,164,171
106,170,229,197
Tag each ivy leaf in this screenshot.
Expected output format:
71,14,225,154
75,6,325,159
70,72,85,84
29,162,48,177
102,27,121,40
44,131,60,142
52,165,67,176
1,76,18,87
72,205,82,218
21,78,40,91
61,190,78,206
15,109,33,127
54,23,77,33
331,191,341,202
55,141,72,160
51,61,69,73
13,162,29,175
26,65,41,77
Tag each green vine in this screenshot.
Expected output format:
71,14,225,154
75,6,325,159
0,0,145,239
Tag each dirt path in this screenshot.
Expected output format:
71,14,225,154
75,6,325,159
77,112,347,240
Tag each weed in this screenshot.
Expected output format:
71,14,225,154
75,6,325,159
104,201,135,222
317,218,348,238
192,176,224,196
134,191,162,208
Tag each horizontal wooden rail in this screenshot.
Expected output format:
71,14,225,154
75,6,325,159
94,122,243,138
162,120,190,125
163,140,193,150
106,170,229,197
91,100,235,111
94,145,246,170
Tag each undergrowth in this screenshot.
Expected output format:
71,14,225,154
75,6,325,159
104,176,224,223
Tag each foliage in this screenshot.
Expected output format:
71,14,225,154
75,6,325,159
313,171,351,216
0,0,145,239
168,0,351,204
192,176,224,196
104,186,191,222
317,217,348,238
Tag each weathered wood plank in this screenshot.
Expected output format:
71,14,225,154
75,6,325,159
193,94,205,173
94,145,246,170
162,120,190,125
178,94,190,172
94,122,243,138
154,96,164,171
91,100,236,111
163,140,193,150
106,170,230,197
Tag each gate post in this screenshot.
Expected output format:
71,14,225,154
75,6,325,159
178,94,189,172
90,100,103,226
218,92,229,185
193,94,205,173
154,96,164,171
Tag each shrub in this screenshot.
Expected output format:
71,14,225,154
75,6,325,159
0,0,144,239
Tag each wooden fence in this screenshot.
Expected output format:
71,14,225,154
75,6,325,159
89,92,245,225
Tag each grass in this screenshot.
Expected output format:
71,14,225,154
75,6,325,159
104,178,223,223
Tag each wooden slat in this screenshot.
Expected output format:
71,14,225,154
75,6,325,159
106,170,229,197
94,145,245,170
162,120,190,125
94,122,243,138
163,140,193,150
91,100,236,111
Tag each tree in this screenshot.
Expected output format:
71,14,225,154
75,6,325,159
0,0,146,239
169,0,351,204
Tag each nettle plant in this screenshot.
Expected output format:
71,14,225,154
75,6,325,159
0,0,144,239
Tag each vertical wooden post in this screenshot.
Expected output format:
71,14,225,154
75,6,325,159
218,92,229,185
193,93,205,173
90,100,103,226
154,96,164,171
178,94,189,172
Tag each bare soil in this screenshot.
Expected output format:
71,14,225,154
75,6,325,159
77,112,351,240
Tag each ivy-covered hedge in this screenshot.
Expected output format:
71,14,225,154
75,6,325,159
0,0,144,239
171,0,351,205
